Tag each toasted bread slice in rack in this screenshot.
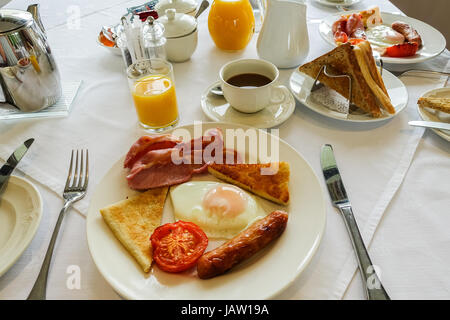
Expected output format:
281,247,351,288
418,97,450,114
100,187,168,272
208,162,290,205
298,41,395,117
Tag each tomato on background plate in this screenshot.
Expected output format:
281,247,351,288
150,221,208,273
384,42,419,57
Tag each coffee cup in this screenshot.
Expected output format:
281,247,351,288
219,58,287,113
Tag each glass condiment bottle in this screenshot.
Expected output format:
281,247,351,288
208,0,255,51
142,16,167,60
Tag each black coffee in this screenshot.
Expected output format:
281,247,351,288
226,73,272,89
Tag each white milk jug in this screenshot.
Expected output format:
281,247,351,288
256,0,309,68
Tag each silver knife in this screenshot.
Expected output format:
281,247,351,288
0,138,34,195
408,120,450,131
321,144,390,300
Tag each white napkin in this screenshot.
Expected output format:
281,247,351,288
0,0,448,300
337,60,450,299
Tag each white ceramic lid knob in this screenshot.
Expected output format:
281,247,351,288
166,8,176,20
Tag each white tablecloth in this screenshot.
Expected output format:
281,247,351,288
0,0,449,300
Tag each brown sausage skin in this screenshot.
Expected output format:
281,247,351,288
391,21,422,48
197,210,288,279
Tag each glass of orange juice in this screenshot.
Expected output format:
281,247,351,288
127,59,179,131
208,0,255,51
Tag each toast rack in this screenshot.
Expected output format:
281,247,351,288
310,59,384,112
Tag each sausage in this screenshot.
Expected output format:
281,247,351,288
391,21,422,48
197,210,288,279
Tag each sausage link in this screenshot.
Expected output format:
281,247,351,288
391,21,422,48
197,210,288,279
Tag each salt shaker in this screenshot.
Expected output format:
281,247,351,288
142,16,167,60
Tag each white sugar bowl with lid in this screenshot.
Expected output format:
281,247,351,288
157,9,198,62
156,0,198,16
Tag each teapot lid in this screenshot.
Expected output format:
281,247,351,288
0,9,33,34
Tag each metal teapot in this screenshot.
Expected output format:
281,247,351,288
0,4,61,112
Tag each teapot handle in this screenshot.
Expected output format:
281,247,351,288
27,4,46,34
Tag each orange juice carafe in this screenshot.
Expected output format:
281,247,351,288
208,0,255,51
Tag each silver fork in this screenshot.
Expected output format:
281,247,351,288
27,149,89,300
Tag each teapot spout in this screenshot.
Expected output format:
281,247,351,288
27,4,46,34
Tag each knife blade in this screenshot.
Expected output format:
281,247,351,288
408,120,450,131
320,144,390,300
0,138,34,195
320,144,349,207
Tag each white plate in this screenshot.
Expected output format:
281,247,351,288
86,122,326,300
319,11,447,64
313,0,361,8
289,68,408,122
201,81,295,129
0,176,43,277
417,87,450,141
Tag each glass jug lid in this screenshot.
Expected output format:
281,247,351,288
0,9,33,34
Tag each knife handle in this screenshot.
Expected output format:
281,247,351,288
338,205,390,300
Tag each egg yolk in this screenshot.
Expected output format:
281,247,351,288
202,185,247,218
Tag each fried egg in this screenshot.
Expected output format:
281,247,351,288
170,181,266,239
366,25,405,49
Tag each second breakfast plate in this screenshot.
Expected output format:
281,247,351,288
319,11,446,64
289,68,408,122
313,0,362,8
417,87,450,142
86,122,326,300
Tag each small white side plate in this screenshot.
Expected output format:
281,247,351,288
289,68,408,122
97,37,122,56
319,11,447,65
417,87,450,142
201,81,296,129
0,176,43,277
313,0,361,8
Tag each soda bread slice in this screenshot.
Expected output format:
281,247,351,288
100,187,168,272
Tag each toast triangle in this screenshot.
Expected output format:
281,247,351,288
418,97,450,114
208,162,290,205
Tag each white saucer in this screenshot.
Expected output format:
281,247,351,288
0,176,43,277
289,68,408,123
201,81,296,129
417,87,450,142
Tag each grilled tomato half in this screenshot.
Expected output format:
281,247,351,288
150,221,208,273
385,42,418,57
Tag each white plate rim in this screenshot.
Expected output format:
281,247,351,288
417,87,450,142
201,81,296,129
313,0,361,8
289,68,408,123
0,175,43,277
86,121,327,300
318,10,447,65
